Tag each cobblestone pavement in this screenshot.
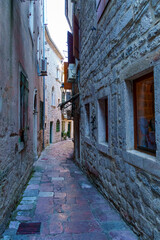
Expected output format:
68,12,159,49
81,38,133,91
2,140,138,240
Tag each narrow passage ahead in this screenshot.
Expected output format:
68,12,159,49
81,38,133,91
2,140,138,240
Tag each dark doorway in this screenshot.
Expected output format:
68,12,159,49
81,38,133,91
50,122,53,143
68,122,71,138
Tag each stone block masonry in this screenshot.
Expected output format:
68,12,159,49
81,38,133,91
1,141,138,240
74,0,160,239
0,0,43,235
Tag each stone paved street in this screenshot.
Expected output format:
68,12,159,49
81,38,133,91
2,140,138,240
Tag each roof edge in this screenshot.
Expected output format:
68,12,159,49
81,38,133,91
45,26,64,60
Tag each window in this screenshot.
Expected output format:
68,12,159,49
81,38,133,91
56,67,60,80
66,92,71,101
29,1,34,36
56,120,60,132
73,15,79,60
96,0,110,22
85,103,90,137
40,101,43,130
51,87,55,106
62,92,65,103
20,72,29,143
133,73,156,154
98,97,109,143
62,121,65,132
67,122,71,138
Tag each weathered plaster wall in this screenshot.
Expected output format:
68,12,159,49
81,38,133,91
45,31,63,145
0,0,43,235
76,0,160,239
62,118,74,139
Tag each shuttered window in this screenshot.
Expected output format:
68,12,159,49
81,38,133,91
64,62,72,90
40,101,43,130
56,120,60,132
66,92,71,101
20,72,29,143
96,0,110,22
73,15,79,60
68,31,75,64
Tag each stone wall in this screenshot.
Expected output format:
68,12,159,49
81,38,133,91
75,0,160,239
0,0,43,235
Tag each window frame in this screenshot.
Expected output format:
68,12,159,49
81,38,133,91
96,87,111,155
56,119,60,132
62,92,65,103
66,91,71,102
84,103,90,138
133,72,156,155
40,101,43,130
121,59,160,179
56,67,60,80
51,87,56,107
98,96,109,144
20,71,29,143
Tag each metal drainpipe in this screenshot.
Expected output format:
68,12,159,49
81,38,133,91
42,0,45,149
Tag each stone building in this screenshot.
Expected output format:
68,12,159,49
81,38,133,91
0,0,44,235
61,89,74,140
67,0,160,239
45,27,64,145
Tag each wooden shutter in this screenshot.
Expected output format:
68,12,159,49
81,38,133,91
68,31,75,64
64,62,72,90
40,101,43,130
73,15,79,60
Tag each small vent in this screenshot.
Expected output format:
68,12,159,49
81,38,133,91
16,222,41,235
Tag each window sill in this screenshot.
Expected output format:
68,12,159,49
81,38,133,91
123,149,160,178
84,136,92,145
51,105,56,108
97,142,110,155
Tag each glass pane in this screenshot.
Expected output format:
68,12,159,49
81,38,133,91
135,76,156,153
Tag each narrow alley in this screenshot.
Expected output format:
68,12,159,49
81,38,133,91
2,141,138,240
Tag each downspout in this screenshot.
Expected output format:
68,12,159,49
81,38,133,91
42,0,45,149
